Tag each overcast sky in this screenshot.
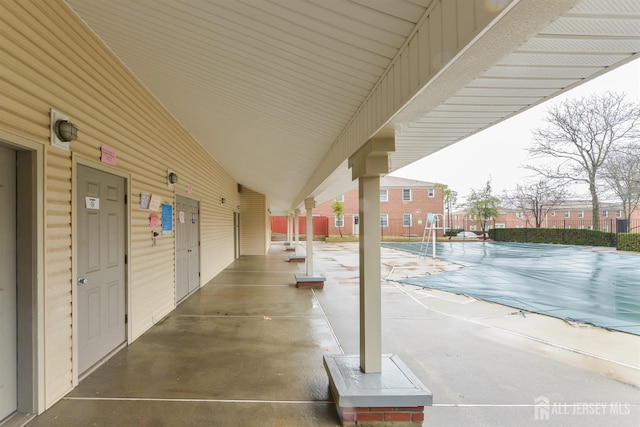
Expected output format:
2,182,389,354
392,56,640,199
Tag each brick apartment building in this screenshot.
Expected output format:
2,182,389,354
313,176,444,237
452,200,640,233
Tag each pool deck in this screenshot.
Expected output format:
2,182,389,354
22,241,639,427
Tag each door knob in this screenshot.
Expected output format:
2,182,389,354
77,277,88,285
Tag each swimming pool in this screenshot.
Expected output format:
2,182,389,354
382,241,640,335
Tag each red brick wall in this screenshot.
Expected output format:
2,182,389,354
451,207,640,232
270,215,329,236
314,186,444,237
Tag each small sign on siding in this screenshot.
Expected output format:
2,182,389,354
85,197,100,210
101,144,117,166
161,203,173,235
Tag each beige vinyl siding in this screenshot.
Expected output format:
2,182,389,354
43,148,73,404
240,188,270,255
0,0,262,408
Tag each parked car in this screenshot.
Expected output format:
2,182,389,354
457,231,478,238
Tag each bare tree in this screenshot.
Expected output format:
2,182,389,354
527,91,640,230
503,180,570,228
601,144,640,221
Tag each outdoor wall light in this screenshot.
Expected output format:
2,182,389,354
50,109,76,150
220,197,226,205
54,119,78,142
167,169,178,187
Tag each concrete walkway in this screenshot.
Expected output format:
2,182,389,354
24,242,639,426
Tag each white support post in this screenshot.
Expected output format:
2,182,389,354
287,212,292,245
348,137,395,374
305,198,315,276
359,175,382,373
294,209,300,255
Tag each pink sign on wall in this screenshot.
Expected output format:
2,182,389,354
149,212,160,227
101,144,117,166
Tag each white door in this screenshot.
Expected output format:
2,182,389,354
0,146,17,420
176,196,200,302
77,165,126,374
353,215,359,235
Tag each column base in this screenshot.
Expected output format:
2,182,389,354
295,273,325,289
324,354,432,426
288,255,306,263
285,247,296,252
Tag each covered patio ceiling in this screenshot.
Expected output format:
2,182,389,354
65,0,640,213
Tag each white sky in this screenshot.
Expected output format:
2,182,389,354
392,57,640,199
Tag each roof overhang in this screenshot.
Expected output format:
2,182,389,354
65,0,640,213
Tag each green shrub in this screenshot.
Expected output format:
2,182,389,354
617,233,640,252
490,228,617,247
445,228,464,237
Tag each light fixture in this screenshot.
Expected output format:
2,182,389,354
54,119,78,142
220,197,226,205
167,169,178,187
50,109,76,150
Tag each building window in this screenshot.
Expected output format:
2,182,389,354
470,225,477,231
551,210,556,216
516,212,523,219
335,195,344,202
380,214,389,227
403,213,412,227
603,224,609,232
402,189,411,201
616,210,622,218
564,210,570,218
603,210,609,218
495,223,506,229
578,210,584,218
428,188,435,198
335,215,344,228
380,189,388,202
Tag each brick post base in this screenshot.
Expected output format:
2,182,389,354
337,405,424,426
294,273,325,289
296,280,324,289
323,354,432,427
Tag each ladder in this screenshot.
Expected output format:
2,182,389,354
419,213,441,259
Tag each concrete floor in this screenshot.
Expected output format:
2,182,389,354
23,242,639,426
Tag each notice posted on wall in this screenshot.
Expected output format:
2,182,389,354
149,212,160,228
161,203,173,235
149,194,162,211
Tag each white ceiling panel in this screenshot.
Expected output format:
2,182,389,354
66,0,640,210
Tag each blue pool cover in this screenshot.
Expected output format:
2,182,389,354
382,242,640,335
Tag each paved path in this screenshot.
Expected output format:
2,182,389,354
24,242,639,426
